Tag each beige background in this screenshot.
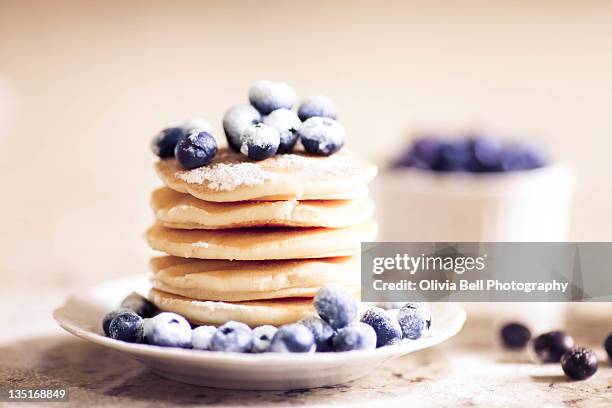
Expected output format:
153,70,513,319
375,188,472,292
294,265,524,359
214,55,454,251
1,0,612,289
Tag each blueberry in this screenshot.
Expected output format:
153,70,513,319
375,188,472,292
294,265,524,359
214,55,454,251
471,136,502,172
297,95,337,121
604,332,612,359
180,117,212,134
397,302,432,340
120,293,157,318
561,348,598,380
151,127,186,158
223,104,262,151
175,130,218,170
333,322,377,351
500,322,531,349
360,307,402,347
263,109,302,153
191,325,217,350
239,123,280,161
532,331,574,363
108,311,144,343
209,321,252,352
269,323,315,353
300,317,334,352
248,80,296,115
251,325,278,353
102,308,131,336
146,312,192,348
299,117,345,156
499,144,531,171
431,139,473,172
314,284,358,330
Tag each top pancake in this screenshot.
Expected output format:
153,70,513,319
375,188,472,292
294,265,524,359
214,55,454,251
155,148,377,202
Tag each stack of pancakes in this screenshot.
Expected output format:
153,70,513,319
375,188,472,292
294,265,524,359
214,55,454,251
146,148,377,327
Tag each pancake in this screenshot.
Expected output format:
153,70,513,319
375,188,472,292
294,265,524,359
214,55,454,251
150,255,360,301
148,288,315,327
155,148,377,202
145,220,378,260
151,187,375,229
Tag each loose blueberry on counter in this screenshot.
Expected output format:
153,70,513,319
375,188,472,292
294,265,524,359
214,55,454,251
209,321,253,352
300,317,335,352
102,308,131,336
108,311,144,343
223,104,262,152
151,127,186,158
248,80,296,115
146,312,192,348
604,332,612,359
191,325,217,350
532,331,574,363
251,325,279,353
500,322,531,349
297,95,337,122
397,303,432,340
263,108,302,153
333,322,377,352
120,293,157,318
269,324,316,353
561,348,598,381
360,307,402,347
239,123,280,161
180,117,212,134
314,284,358,330
175,130,218,170
298,117,345,156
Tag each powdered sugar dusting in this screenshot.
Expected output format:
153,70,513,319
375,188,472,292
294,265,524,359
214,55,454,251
178,161,279,191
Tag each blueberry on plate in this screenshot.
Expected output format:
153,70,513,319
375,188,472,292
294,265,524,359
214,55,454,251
240,123,280,161
299,117,345,156
191,325,217,350
360,307,402,347
604,332,612,359
180,117,212,134
209,321,252,352
314,284,358,330
269,323,315,353
251,325,279,353
397,302,432,340
333,322,377,352
175,130,218,170
108,310,144,343
297,95,337,122
120,292,157,318
248,80,296,115
102,308,131,336
146,312,192,348
223,104,262,152
561,348,598,380
263,108,302,153
151,127,186,158
500,322,531,349
532,330,574,363
300,317,335,352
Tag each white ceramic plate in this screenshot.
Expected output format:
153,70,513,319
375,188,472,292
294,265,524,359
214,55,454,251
53,275,465,390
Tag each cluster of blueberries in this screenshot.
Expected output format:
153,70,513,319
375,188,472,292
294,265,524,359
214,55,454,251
102,285,432,353
150,80,345,170
395,134,548,173
500,322,611,381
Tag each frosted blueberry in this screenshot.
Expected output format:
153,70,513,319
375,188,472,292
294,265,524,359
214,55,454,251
300,317,334,352
263,108,302,153
251,325,278,353
297,95,337,121
151,127,186,158
209,321,252,352
397,303,432,340
108,311,144,343
248,80,296,115
240,123,280,161
191,325,217,350
146,312,192,348
532,331,574,363
333,322,377,351
180,117,212,134
299,117,345,156
223,104,262,151
269,324,315,353
314,284,358,330
175,130,218,170
120,293,157,318
360,307,402,347
102,308,131,336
